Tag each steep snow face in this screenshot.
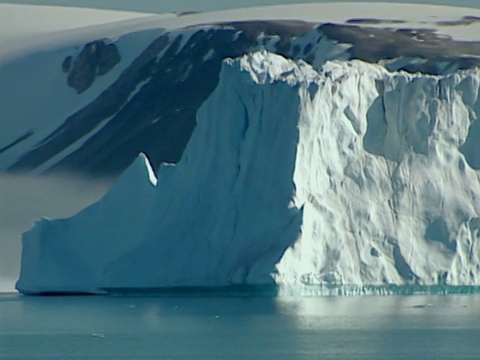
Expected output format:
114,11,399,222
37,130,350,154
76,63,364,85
16,51,480,294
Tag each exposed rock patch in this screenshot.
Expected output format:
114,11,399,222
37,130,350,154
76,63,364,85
0,130,34,155
12,22,313,176
437,16,480,27
320,23,480,73
10,20,480,178
61,56,72,73
346,18,406,25
65,39,121,93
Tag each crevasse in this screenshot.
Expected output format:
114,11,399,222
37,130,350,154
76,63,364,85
16,51,480,295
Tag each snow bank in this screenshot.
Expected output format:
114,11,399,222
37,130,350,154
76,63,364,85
16,51,480,294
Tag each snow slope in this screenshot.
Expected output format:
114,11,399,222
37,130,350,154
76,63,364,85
0,4,154,36
3,3,480,178
0,4,169,175
16,51,480,294
3,2,480,59
0,4,163,60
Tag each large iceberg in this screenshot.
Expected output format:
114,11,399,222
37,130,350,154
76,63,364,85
16,51,480,294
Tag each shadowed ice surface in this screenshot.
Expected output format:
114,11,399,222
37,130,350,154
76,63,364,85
1,294,480,359
0,174,109,292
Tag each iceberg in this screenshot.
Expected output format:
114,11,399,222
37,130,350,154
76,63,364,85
16,51,480,295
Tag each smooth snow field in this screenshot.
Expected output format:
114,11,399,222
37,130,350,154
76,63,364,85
1,294,480,359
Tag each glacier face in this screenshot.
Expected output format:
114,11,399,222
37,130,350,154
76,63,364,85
275,60,480,291
16,51,480,294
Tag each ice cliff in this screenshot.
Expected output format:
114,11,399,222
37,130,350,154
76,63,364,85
16,51,480,295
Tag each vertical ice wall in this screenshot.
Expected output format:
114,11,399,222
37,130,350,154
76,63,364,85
16,52,480,294
276,60,480,290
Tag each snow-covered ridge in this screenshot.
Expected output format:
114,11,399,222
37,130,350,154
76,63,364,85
5,10,480,178
16,51,480,295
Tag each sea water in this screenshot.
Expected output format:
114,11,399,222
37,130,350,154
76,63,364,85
1,293,480,359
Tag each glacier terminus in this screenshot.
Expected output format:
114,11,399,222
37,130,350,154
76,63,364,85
16,50,480,295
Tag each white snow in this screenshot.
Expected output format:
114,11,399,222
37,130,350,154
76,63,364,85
16,51,480,294
2,2,480,60
0,4,170,172
1,2,480,172
0,4,154,36
98,2,480,42
127,2,480,42
0,4,166,61
0,27,163,172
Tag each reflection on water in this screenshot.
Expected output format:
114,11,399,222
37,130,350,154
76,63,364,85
1,294,479,359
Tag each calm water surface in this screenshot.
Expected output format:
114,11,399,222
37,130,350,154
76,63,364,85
1,294,479,359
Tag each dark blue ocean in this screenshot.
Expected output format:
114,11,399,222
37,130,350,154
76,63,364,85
1,293,479,359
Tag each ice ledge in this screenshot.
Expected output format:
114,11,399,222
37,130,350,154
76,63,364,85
226,50,480,87
226,50,321,85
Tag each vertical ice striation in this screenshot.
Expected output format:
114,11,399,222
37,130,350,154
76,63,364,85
276,59,480,291
16,51,480,294
99,51,307,289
